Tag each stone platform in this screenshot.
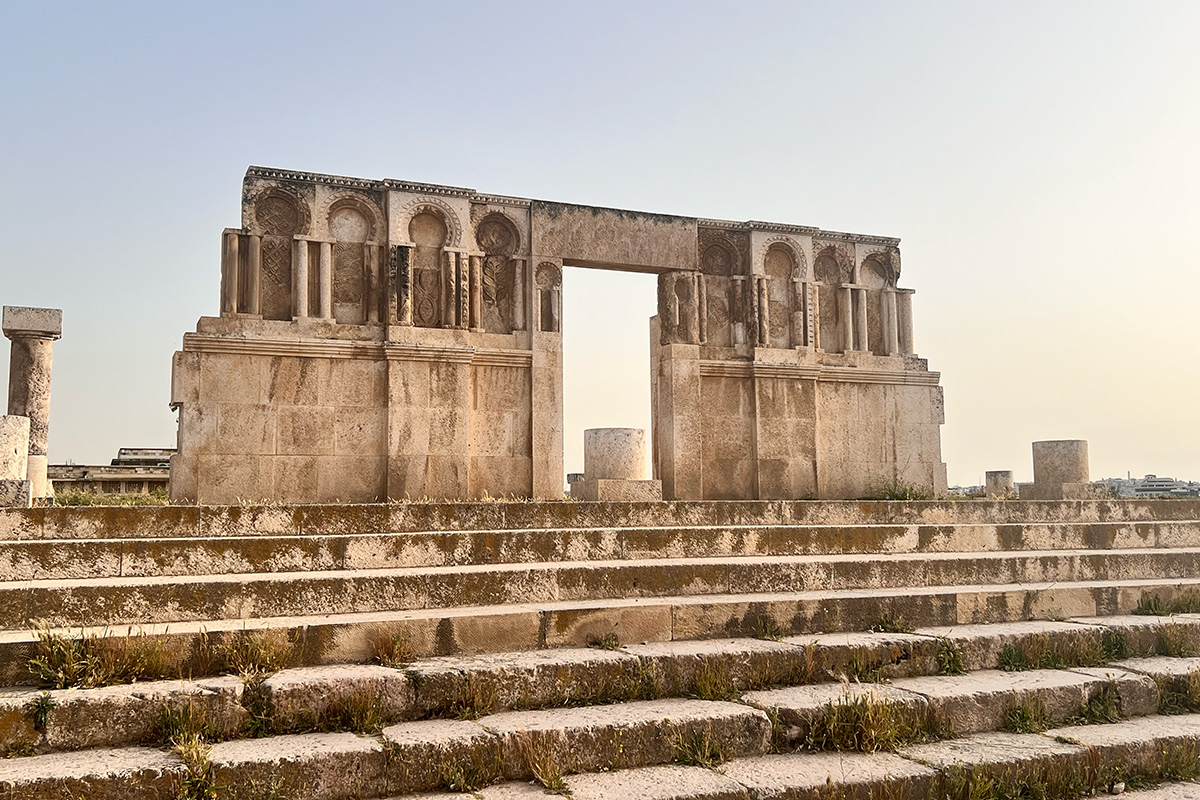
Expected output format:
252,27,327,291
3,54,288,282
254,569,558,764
2,498,1200,797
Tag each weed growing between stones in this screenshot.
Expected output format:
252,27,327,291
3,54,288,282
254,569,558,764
1003,698,1049,733
1101,628,1129,662
55,488,170,506
848,651,883,683
752,615,784,641
586,632,621,651
156,700,225,748
213,630,295,678
1157,667,1200,715
805,692,945,752
435,746,502,793
438,675,497,720
367,628,417,668
998,643,1030,672
1135,590,1200,616
1157,623,1198,658
28,625,177,689
673,726,727,768
870,612,913,634
239,674,274,739
936,640,967,676
690,660,740,701
1071,681,1123,725
864,479,934,502
23,691,54,732
517,731,570,795
173,731,218,800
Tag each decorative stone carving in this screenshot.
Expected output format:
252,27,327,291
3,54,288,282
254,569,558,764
252,189,308,321
400,196,462,247
535,262,561,289
410,211,448,329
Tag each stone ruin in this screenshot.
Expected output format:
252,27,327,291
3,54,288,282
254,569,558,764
0,306,61,506
170,166,947,504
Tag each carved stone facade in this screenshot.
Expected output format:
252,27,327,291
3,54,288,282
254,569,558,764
172,167,946,503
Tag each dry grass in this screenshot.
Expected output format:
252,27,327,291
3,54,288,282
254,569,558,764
805,691,945,752
366,628,417,668
690,661,740,702
28,625,176,689
936,640,967,676
212,629,294,678
518,731,570,794
1003,698,1050,733
673,726,727,768
869,612,913,634
54,488,170,506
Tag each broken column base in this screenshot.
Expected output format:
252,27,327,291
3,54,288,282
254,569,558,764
0,480,31,508
570,478,663,502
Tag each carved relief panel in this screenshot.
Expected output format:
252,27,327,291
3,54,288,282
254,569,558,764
814,243,852,352
474,213,521,334
410,211,448,328
697,228,749,347
253,190,308,320
328,197,376,325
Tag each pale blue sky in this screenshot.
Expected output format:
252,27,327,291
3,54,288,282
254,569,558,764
1,1,1197,486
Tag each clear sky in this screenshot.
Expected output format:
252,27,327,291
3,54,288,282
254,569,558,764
1,1,1197,486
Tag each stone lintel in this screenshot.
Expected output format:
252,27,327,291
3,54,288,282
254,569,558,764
2,306,62,340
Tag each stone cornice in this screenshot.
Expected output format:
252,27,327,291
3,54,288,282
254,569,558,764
181,332,533,368
246,166,382,191
699,359,939,386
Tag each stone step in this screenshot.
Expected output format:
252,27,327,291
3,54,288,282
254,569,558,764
0,697,771,799
5,519,1200,581
12,709,1200,799
8,548,1200,630
3,578,1199,685
4,498,1198,541
7,615,1200,756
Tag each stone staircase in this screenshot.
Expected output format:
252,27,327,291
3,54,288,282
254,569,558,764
3,498,1200,798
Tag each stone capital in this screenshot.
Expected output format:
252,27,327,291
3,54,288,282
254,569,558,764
2,306,62,340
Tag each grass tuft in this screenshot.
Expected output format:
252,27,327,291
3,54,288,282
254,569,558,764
27,625,175,689
518,731,570,794
1157,623,1198,658
998,643,1030,672
215,629,294,678
805,691,945,752
22,692,55,733
367,628,417,668
690,661,740,702
869,612,913,635
936,640,967,676
752,615,784,642
1072,681,1123,725
55,488,170,506
586,633,621,651
864,479,934,501
673,726,727,768
1003,698,1049,733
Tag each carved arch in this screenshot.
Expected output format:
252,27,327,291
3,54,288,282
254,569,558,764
323,193,381,241
474,212,521,256
813,243,853,284
473,210,524,256
859,246,900,288
251,188,310,237
758,235,808,280
399,196,462,248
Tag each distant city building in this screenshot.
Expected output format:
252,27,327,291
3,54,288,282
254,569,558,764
1101,474,1200,498
50,447,173,495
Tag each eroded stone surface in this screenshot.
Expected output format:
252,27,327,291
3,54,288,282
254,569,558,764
722,751,936,799
570,763,750,799
209,731,387,800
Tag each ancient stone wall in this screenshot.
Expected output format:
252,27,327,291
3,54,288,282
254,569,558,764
172,167,945,503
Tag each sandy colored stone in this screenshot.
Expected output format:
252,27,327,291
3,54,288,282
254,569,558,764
262,664,412,728
914,619,1106,671
1046,714,1200,775
570,763,750,799
785,630,942,681
478,697,770,778
743,682,927,745
1114,655,1200,678
408,647,637,715
892,667,1156,735
209,731,387,800
0,745,182,799
900,730,1084,779
383,718,500,793
1120,782,1200,799
722,751,936,799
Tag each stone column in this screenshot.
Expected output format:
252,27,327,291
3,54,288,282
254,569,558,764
3,306,62,502
810,283,821,348
512,259,526,331
853,288,868,352
731,276,747,346
757,277,769,346
838,286,853,352
897,289,915,355
394,245,412,326
366,244,380,324
985,470,1014,497
293,238,309,319
443,251,458,329
457,253,470,330
791,278,805,347
883,288,899,355
246,234,262,315
469,256,483,331
696,273,708,344
221,230,240,315
318,242,333,320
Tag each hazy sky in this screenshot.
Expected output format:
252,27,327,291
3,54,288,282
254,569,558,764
1,1,1197,486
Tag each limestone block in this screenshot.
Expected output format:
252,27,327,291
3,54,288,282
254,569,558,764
571,478,663,502
208,732,388,799
986,470,1014,496
570,764,751,800
0,416,29,480
0,480,30,508
0,745,183,799
262,665,412,728
1,306,62,338
723,751,935,800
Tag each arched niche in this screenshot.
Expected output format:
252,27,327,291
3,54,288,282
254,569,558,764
328,198,375,324
860,253,892,354
475,212,521,333
764,243,796,347
253,189,307,320
814,246,845,352
410,211,448,328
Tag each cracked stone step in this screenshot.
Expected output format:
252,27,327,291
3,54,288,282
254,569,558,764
900,729,1086,783
475,697,771,779
209,731,388,799
1045,713,1200,775
890,666,1158,734
742,682,931,747
11,548,1200,630
6,500,1198,541
4,579,1200,685
0,745,183,799
6,519,1200,581
722,751,937,800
